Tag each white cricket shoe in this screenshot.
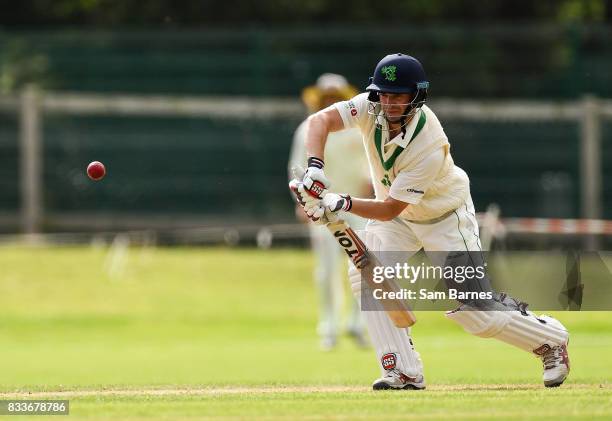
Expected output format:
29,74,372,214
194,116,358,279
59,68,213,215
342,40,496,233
541,342,570,387
372,369,426,391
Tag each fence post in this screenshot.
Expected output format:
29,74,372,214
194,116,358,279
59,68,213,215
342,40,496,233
580,95,602,250
19,85,43,234
580,95,602,219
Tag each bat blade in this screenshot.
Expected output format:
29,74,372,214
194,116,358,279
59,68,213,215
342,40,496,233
325,219,417,328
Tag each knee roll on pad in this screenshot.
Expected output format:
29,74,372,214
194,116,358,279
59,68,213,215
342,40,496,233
446,306,569,355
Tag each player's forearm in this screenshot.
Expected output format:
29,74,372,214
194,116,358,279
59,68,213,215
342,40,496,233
304,107,346,161
349,197,408,221
304,113,330,160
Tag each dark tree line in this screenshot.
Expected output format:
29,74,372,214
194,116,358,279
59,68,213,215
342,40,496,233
0,0,608,26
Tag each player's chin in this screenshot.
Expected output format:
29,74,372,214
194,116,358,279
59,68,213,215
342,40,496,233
385,115,403,123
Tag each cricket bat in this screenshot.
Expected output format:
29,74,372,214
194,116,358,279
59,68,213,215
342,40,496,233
289,177,417,328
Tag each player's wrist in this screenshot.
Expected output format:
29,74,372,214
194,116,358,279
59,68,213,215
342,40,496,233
307,157,324,169
341,194,353,212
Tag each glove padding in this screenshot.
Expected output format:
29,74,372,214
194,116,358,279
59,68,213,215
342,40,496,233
298,184,325,220
290,164,348,225
307,193,352,225
289,184,349,225
289,172,326,223
302,159,330,199
322,193,352,214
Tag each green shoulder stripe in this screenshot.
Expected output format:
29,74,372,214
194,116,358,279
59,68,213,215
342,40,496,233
409,109,427,145
374,110,427,171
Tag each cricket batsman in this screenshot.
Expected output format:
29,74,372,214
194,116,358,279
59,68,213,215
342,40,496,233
288,73,370,350
291,53,570,390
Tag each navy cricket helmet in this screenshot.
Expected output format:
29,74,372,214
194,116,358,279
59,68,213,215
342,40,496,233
366,53,429,112
367,53,429,94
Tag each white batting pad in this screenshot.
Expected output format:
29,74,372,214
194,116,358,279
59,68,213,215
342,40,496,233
364,305,424,377
348,230,423,377
446,308,569,355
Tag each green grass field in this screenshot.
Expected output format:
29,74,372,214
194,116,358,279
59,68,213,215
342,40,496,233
0,246,611,420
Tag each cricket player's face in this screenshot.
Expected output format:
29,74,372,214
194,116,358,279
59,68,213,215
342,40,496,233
379,93,413,122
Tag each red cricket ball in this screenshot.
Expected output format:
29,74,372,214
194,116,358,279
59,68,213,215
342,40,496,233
87,161,106,181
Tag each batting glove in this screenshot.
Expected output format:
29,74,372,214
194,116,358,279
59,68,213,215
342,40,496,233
322,193,353,214
302,157,330,199
289,178,326,223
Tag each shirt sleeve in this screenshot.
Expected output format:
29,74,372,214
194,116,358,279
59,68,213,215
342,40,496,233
388,148,445,205
333,93,369,130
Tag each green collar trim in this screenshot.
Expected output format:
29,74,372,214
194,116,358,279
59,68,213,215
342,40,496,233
374,110,427,171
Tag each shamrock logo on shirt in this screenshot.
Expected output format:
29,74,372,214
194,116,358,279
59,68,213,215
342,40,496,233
381,174,392,187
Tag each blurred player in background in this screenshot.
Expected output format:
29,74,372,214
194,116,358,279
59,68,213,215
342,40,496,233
288,74,371,351
294,54,571,389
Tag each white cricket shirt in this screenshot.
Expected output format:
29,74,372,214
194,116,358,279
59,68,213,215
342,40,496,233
334,93,470,222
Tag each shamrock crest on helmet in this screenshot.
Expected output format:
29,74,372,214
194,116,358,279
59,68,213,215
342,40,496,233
380,65,397,82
